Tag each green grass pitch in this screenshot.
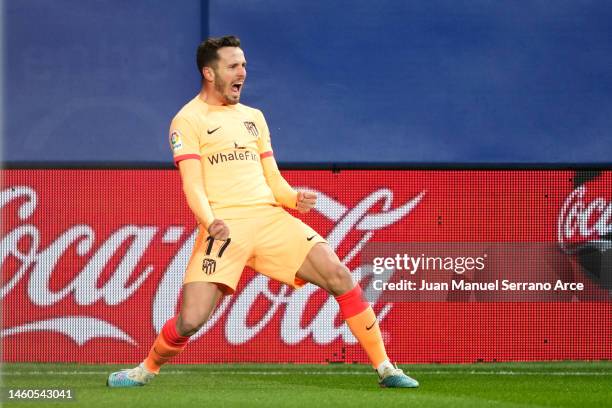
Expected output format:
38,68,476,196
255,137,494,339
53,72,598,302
2,361,610,407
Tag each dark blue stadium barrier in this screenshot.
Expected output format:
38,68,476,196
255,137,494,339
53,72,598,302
4,1,612,164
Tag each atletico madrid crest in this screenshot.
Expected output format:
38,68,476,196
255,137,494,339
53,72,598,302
243,121,259,138
202,258,216,275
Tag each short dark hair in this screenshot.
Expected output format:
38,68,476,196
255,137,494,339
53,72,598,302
196,35,241,77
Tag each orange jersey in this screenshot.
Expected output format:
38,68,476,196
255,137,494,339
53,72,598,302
169,96,281,219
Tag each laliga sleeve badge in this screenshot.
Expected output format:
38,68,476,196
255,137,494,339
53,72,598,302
170,130,183,152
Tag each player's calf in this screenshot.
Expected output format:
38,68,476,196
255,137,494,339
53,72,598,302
335,284,420,388
322,263,354,296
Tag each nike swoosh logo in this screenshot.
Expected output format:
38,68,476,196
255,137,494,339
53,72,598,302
366,319,377,330
306,235,316,241
234,142,246,149
207,126,221,134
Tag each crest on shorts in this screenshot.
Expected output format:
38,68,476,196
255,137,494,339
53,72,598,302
243,121,259,138
202,258,217,275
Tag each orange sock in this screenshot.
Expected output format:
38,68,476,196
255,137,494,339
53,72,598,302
143,316,190,374
336,285,389,368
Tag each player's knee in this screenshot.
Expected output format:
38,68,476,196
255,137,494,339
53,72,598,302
177,313,207,337
324,263,353,296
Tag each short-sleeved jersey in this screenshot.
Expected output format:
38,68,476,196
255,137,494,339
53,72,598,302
169,96,281,219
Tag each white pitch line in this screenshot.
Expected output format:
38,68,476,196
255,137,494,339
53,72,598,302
2,370,610,376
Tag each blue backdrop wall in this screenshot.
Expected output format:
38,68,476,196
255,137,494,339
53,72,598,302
4,1,612,164
4,0,202,164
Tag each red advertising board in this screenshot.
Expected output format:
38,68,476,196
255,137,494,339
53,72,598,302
1,170,610,363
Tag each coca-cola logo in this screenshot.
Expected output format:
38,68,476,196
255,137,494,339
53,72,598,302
558,185,612,254
1,185,424,347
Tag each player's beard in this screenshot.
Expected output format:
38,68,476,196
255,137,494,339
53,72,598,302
214,76,240,105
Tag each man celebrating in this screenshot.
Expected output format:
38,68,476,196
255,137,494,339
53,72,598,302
107,36,418,389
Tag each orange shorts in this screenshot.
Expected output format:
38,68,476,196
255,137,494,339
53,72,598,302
183,207,327,293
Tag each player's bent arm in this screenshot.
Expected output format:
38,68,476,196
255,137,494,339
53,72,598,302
261,154,298,209
178,158,216,229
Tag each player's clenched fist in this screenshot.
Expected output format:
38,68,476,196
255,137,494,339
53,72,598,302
207,219,230,240
297,191,317,213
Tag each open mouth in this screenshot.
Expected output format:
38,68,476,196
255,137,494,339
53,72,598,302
231,82,243,93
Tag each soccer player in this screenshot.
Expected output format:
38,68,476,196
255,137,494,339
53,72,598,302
107,36,418,389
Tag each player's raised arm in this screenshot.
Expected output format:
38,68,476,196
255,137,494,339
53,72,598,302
260,152,298,208
260,153,316,213
256,111,316,213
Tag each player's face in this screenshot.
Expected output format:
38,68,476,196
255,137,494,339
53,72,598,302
212,47,247,105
